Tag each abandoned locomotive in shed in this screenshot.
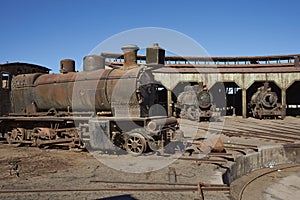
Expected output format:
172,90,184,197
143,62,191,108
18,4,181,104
0,44,182,155
248,82,285,119
175,83,217,121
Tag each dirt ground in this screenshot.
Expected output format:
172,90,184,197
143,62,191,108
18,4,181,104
0,143,231,200
230,165,300,200
1,116,299,200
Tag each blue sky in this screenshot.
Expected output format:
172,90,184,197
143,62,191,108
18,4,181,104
1,0,299,72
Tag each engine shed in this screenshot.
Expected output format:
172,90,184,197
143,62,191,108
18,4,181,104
0,62,50,116
103,48,300,118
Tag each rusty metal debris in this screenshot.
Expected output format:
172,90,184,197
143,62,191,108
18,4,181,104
195,137,225,153
8,160,20,177
178,157,227,165
168,167,177,183
223,143,258,155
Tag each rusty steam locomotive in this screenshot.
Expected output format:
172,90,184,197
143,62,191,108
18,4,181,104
175,83,217,121
248,82,285,119
0,44,182,155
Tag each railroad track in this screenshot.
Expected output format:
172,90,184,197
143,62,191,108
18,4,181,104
236,163,300,200
0,181,230,200
1,117,299,200
189,118,300,144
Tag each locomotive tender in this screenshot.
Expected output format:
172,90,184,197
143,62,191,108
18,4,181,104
175,83,216,121
248,82,285,119
0,44,182,155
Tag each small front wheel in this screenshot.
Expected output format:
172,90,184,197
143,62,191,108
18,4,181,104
125,132,146,156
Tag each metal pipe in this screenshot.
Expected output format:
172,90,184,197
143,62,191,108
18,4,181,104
147,117,177,131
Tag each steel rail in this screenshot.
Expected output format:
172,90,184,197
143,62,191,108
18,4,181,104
237,164,300,200
223,130,296,143
0,184,230,194
90,180,230,189
0,187,198,193
178,157,227,164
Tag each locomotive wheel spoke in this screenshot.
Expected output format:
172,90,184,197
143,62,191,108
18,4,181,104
125,132,146,156
7,128,25,145
12,128,25,141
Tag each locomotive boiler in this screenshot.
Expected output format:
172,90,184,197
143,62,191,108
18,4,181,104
0,44,182,155
248,82,285,119
175,83,216,121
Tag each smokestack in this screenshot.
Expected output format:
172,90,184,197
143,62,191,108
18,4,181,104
198,82,204,90
263,82,269,90
121,44,139,69
60,59,75,74
146,43,165,66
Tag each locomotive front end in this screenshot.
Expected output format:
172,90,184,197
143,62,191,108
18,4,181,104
249,82,285,119
176,83,217,121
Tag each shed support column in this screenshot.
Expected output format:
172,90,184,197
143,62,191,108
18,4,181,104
242,88,247,118
281,88,286,108
167,89,172,117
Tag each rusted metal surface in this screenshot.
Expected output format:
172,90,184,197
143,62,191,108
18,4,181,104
0,63,49,116
195,137,225,153
12,51,145,115
178,157,227,165
175,83,217,121
0,187,199,193
0,44,184,155
146,43,165,65
121,44,139,69
147,117,178,131
248,82,285,119
90,180,229,188
11,65,156,117
60,59,75,73
83,55,105,71
89,180,230,200
184,148,234,160
0,182,229,197
6,126,81,148
224,142,258,154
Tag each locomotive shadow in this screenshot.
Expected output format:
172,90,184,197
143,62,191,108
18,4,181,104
97,194,138,200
